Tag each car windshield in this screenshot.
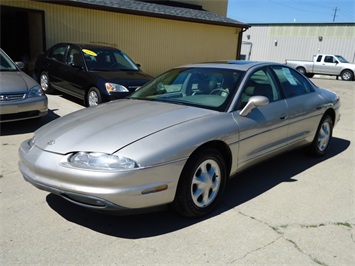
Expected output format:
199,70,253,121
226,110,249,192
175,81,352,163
335,55,349,63
82,48,139,71
130,67,243,111
0,50,18,72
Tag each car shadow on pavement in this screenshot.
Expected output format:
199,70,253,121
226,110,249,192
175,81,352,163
0,109,60,136
46,137,350,239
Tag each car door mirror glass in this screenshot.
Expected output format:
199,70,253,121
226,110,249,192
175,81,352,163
15,61,25,69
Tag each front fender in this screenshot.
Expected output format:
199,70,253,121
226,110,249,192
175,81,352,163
116,113,240,168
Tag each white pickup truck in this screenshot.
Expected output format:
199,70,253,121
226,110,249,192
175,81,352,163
285,54,355,81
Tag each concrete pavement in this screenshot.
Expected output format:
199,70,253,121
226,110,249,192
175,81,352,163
1,78,354,265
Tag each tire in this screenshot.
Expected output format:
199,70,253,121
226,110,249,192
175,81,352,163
296,67,306,75
172,148,227,218
306,73,314,78
86,87,102,107
309,115,333,156
340,69,354,81
40,72,54,93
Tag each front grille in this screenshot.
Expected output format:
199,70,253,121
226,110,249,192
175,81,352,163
0,93,26,102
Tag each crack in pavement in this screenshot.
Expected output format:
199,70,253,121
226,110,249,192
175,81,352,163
229,211,355,265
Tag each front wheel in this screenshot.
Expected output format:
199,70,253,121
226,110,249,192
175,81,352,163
86,87,102,107
172,148,227,218
340,70,354,81
309,115,333,156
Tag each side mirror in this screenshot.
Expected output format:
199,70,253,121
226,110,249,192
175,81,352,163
69,62,84,70
15,61,25,69
240,96,269,116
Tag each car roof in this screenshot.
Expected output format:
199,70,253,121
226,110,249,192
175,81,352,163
178,61,284,71
56,42,120,51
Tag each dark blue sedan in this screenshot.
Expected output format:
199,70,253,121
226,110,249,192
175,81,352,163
34,43,152,107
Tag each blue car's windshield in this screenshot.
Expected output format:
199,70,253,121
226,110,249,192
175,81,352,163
130,67,243,111
83,48,139,71
0,50,19,72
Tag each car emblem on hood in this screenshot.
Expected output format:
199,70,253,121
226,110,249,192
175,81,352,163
47,140,56,145
0,95,10,101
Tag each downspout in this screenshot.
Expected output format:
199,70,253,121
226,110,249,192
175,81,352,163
242,41,253,60
236,26,250,60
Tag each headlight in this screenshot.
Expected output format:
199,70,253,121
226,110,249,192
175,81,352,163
105,83,129,93
28,137,36,149
28,85,44,98
67,152,139,170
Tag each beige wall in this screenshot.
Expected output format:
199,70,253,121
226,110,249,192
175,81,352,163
2,0,239,76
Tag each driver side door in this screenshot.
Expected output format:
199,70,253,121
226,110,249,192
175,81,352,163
233,67,289,170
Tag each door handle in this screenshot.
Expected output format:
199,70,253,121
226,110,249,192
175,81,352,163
280,114,287,120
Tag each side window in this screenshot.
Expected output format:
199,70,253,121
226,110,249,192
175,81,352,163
237,68,281,109
48,45,67,63
316,55,322,62
66,48,84,67
324,56,334,63
272,67,313,98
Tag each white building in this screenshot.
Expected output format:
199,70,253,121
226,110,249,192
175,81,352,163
241,23,355,63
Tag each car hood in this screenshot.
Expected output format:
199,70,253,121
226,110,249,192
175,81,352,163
33,99,214,154
91,70,152,88
0,71,38,93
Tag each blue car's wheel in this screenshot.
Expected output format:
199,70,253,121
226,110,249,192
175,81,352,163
172,148,227,218
40,72,54,93
87,87,102,107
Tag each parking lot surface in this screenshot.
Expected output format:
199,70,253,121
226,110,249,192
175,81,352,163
1,77,354,265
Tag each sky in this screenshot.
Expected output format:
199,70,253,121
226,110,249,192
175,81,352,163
227,0,355,23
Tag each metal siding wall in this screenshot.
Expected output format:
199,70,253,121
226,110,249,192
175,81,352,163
242,24,355,63
2,0,239,76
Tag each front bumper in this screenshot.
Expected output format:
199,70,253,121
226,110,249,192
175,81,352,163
0,96,48,122
18,139,185,212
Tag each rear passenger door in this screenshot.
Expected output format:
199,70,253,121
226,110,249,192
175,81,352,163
271,66,323,145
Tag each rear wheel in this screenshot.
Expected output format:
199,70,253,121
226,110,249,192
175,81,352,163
86,87,102,107
172,148,227,218
309,115,333,156
340,69,354,81
40,72,54,93
296,67,306,75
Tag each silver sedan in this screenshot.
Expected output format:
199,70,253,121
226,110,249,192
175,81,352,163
18,61,340,217
0,49,48,122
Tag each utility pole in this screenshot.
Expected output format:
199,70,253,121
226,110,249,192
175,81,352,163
333,7,338,22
